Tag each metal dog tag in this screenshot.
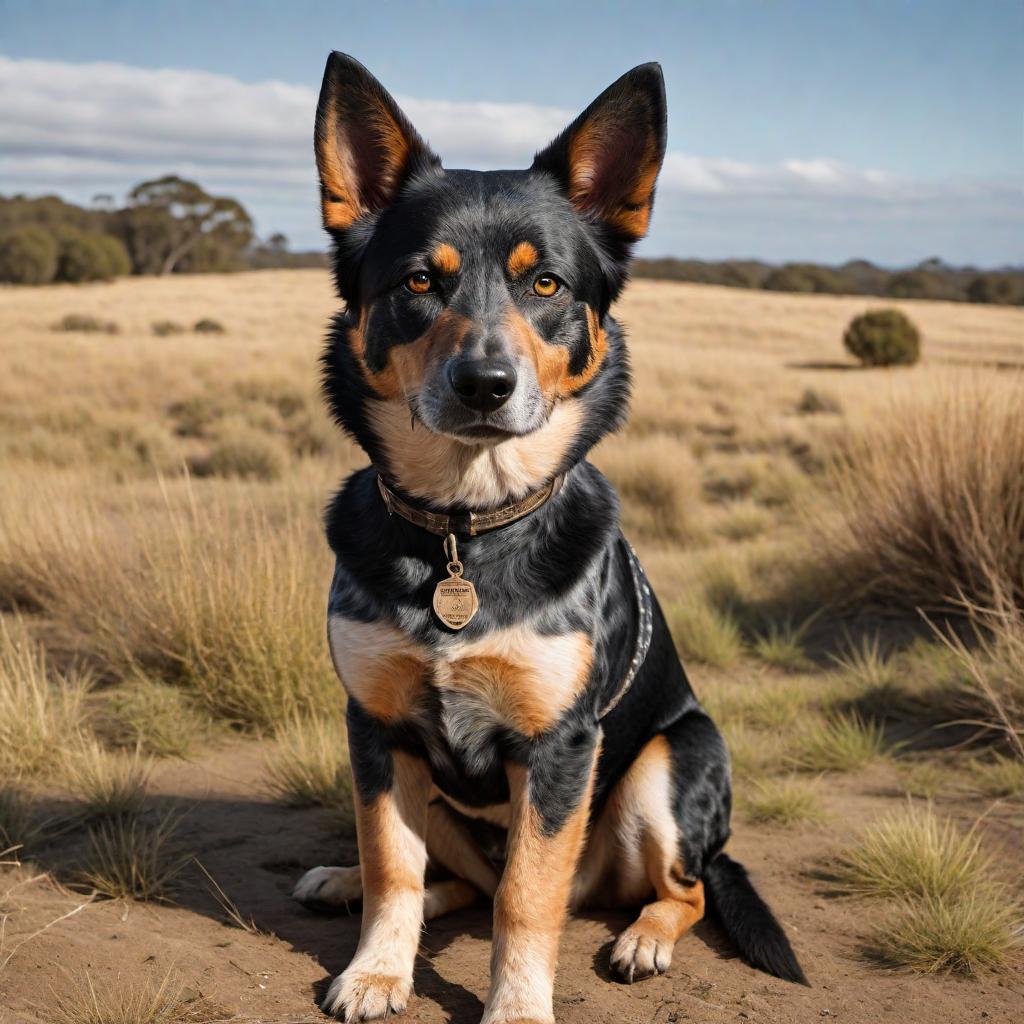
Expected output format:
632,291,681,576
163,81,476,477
433,534,479,630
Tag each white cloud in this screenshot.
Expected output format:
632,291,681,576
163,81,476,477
0,55,1020,263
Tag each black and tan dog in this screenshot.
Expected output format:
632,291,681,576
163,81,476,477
293,52,806,1023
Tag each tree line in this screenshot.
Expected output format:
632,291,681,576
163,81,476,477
2,177,1020,305
632,256,1024,305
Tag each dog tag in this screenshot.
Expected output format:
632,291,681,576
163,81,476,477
433,534,479,630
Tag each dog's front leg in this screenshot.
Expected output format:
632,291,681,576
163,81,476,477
482,737,600,1024
322,701,430,1022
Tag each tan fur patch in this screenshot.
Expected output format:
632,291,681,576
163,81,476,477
369,396,584,507
505,306,608,400
348,309,472,401
328,617,428,723
437,627,593,736
431,243,461,275
506,241,540,278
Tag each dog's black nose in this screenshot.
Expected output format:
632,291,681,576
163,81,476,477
448,358,517,413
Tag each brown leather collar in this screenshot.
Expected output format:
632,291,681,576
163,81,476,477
377,473,564,537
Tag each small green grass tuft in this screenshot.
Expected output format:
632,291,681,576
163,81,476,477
789,712,887,772
264,716,354,828
666,596,744,668
870,889,1021,975
721,720,788,780
743,775,824,826
80,811,188,901
837,803,989,900
63,741,151,818
751,618,813,672
965,754,1024,799
831,632,899,691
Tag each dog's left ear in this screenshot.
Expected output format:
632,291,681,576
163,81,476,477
532,63,667,242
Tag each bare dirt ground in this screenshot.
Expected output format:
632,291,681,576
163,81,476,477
3,741,1021,1024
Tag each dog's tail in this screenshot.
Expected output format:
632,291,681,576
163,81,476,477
703,851,809,985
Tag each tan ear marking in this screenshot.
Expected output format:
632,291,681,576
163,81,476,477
507,241,540,279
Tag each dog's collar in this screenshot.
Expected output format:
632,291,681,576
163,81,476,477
376,473,565,538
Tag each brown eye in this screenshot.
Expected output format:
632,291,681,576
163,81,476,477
405,271,432,294
533,275,559,297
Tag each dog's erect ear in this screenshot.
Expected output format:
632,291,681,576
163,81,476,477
315,52,440,231
532,63,666,242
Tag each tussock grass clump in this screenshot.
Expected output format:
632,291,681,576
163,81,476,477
0,786,43,855
0,617,87,778
52,313,120,334
870,890,1021,975
192,317,225,334
721,720,788,780
51,969,231,1024
63,741,151,818
789,712,887,772
897,761,951,800
966,754,1024,799
837,803,988,900
106,680,208,759
743,775,824,826
796,387,842,415
80,811,188,901
202,431,289,481
151,320,185,337
751,619,813,672
812,377,1024,613
666,596,743,668
265,716,353,827
831,633,898,691
713,500,773,542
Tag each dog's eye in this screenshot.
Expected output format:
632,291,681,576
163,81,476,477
532,275,560,297
405,272,433,294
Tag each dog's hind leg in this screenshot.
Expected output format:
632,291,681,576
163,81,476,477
576,710,728,982
294,796,499,919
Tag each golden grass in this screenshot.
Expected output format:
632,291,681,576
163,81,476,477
264,716,354,828
0,616,87,778
810,374,1024,613
965,754,1024,799
105,680,209,759
751,618,813,672
80,812,188,902
742,775,824,826
665,596,744,668
836,803,989,900
50,969,231,1024
788,712,887,772
62,741,151,818
870,890,1022,975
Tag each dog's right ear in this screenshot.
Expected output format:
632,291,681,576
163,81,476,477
315,52,440,232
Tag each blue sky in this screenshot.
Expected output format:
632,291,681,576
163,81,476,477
2,0,1021,264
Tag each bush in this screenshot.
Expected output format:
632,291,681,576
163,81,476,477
843,309,920,367
193,317,226,334
203,431,289,481
56,233,120,283
764,263,847,294
0,226,58,284
52,313,120,334
152,320,185,336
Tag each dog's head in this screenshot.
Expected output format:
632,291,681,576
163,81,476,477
318,53,666,506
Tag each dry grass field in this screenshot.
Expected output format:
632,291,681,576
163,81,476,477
1,269,1022,1023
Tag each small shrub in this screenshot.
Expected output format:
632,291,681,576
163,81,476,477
870,890,1022,975
80,810,188,901
796,387,842,415
265,716,353,828
666,596,743,668
843,308,920,367
193,317,225,334
0,225,57,284
743,775,824,826
789,712,887,772
151,320,185,337
836,803,988,900
203,431,289,481
52,313,120,334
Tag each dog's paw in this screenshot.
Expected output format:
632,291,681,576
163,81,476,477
610,921,673,983
292,865,362,912
322,969,411,1021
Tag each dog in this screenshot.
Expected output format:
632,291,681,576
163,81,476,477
293,51,807,1023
